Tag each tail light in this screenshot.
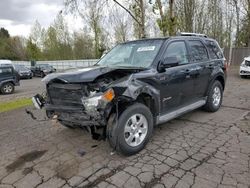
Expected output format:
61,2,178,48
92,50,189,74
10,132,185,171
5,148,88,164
224,58,229,72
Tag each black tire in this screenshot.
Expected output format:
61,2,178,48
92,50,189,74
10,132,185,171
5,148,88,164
1,82,14,94
240,75,246,79
203,80,223,112
107,103,153,156
59,121,76,129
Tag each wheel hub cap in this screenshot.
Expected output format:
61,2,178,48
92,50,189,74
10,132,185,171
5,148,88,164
124,114,148,147
3,85,12,93
212,86,221,107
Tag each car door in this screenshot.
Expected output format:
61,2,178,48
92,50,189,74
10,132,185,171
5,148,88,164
156,40,196,114
187,40,212,98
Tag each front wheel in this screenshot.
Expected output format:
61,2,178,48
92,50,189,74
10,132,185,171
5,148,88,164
108,103,153,156
203,80,223,112
1,82,14,94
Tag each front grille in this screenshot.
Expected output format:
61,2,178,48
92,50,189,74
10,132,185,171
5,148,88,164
47,83,88,107
245,60,250,66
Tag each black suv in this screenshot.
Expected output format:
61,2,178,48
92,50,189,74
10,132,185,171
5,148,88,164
31,64,56,78
32,34,227,155
0,66,20,94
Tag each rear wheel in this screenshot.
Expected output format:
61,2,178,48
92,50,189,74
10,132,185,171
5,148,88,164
1,82,14,94
107,103,153,155
240,75,246,79
203,80,223,112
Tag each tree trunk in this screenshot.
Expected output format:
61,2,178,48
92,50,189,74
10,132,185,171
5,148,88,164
139,0,145,38
156,0,167,36
169,0,175,36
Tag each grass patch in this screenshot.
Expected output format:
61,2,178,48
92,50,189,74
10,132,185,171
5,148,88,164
0,98,32,113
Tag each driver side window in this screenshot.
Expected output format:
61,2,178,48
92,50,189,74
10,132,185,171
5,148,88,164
163,41,188,65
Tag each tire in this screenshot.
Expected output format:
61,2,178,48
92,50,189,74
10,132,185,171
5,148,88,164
59,120,76,129
107,103,153,156
240,75,246,79
1,82,14,94
203,80,223,112
41,72,46,78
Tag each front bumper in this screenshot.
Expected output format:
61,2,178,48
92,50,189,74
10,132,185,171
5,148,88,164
32,94,107,127
20,74,32,78
239,66,250,75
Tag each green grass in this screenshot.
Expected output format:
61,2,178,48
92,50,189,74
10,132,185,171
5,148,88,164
0,98,32,113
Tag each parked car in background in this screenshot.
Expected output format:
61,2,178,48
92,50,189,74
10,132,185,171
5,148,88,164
13,64,33,79
32,34,227,155
31,64,56,78
0,66,20,94
240,56,250,78
0,59,13,67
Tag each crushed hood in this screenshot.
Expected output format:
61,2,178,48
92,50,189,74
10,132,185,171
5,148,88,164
42,66,144,83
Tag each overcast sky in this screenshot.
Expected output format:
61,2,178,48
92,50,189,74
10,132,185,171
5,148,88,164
0,0,83,37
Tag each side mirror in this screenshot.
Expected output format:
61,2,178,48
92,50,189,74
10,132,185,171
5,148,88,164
159,57,179,72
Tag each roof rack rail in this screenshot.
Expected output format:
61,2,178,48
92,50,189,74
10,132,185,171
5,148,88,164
177,32,208,38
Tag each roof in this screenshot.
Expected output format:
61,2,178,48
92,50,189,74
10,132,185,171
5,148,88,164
0,60,12,65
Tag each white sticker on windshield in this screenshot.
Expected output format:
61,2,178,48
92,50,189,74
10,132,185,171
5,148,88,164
137,46,155,52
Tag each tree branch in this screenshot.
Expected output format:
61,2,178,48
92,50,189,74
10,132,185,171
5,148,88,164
112,0,142,26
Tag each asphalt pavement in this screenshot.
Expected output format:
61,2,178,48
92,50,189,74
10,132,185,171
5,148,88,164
0,68,249,188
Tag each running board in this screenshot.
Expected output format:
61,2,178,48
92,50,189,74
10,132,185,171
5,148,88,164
156,99,206,125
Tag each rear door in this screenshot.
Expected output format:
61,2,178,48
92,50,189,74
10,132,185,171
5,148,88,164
187,40,212,98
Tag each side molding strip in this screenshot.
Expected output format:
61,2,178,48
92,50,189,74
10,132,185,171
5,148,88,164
156,99,206,125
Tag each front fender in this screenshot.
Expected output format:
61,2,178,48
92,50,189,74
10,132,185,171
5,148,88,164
112,76,161,116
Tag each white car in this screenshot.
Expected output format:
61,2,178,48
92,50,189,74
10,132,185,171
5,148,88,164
240,57,250,78
0,59,13,67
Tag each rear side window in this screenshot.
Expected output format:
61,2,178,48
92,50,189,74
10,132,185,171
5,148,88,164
0,67,13,75
188,40,209,62
206,40,224,59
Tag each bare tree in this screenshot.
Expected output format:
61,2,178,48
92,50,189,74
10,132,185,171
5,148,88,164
113,0,146,38
65,0,106,57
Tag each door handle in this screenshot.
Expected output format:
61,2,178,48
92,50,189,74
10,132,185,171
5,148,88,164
206,64,214,69
180,69,190,74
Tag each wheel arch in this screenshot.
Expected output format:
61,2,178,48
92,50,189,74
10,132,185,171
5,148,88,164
215,75,225,90
0,80,15,87
135,93,159,118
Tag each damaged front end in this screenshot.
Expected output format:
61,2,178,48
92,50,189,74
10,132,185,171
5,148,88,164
31,66,144,139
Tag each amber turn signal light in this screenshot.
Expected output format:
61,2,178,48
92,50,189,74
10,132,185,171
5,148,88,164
102,88,115,102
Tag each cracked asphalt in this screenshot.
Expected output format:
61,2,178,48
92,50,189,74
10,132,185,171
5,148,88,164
0,67,249,188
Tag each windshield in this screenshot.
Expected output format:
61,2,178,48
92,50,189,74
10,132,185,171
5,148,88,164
15,65,28,71
40,64,53,69
98,40,163,68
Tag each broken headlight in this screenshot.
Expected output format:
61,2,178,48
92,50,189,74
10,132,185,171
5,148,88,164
81,88,115,111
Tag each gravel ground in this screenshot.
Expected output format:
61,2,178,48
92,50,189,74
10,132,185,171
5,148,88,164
0,68,249,188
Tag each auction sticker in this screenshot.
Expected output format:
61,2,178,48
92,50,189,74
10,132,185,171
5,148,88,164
137,46,155,52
